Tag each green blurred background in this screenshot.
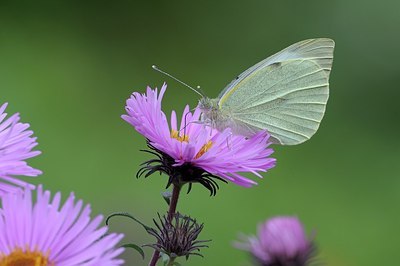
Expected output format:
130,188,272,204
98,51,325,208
1,1,399,265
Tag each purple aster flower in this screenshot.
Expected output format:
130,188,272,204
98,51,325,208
236,216,316,266
122,83,276,194
0,103,42,195
0,185,125,265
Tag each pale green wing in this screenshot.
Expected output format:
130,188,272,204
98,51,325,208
220,60,330,145
219,38,334,100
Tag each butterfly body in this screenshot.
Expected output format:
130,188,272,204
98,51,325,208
198,38,335,145
199,97,258,137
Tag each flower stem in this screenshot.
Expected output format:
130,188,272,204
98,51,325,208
167,184,181,221
148,184,181,266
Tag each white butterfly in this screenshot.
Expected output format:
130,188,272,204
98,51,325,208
198,38,335,145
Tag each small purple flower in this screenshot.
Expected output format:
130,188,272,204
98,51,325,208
236,216,316,266
0,103,42,195
122,84,276,194
0,185,125,265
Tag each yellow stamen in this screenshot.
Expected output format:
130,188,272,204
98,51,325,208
195,141,213,159
171,130,189,143
0,247,53,266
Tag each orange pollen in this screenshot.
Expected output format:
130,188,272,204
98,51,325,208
0,247,53,266
195,141,213,159
171,130,189,143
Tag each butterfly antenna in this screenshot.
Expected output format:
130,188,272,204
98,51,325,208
152,65,205,97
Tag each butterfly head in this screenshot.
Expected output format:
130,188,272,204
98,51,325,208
198,97,219,113
198,97,223,127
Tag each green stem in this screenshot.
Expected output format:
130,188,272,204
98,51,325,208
167,257,176,266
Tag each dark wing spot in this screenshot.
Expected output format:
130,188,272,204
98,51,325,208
270,62,282,68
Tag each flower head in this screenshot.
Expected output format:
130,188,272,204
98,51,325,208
0,103,41,195
0,185,124,266
146,212,209,260
122,84,276,194
236,216,316,266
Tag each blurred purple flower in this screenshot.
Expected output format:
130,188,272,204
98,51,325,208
236,216,316,266
0,103,42,195
0,185,125,266
122,83,276,194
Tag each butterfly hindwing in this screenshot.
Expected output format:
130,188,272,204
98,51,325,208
219,59,330,145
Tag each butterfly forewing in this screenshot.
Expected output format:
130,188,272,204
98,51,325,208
220,59,330,145
219,38,334,100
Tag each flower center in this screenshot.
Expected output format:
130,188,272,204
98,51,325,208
171,130,189,142
170,130,213,159
0,248,52,266
195,141,213,159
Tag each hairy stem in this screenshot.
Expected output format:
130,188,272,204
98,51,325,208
148,184,181,266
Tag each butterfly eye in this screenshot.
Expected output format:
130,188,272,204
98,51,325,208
199,98,211,109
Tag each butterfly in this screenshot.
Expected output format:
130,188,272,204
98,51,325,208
197,38,335,145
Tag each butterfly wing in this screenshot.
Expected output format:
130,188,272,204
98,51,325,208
219,38,334,99
218,39,334,145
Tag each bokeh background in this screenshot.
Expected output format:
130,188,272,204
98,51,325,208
1,1,399,265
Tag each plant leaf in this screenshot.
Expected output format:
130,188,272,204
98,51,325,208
106,212,153,231
122,243,145,259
